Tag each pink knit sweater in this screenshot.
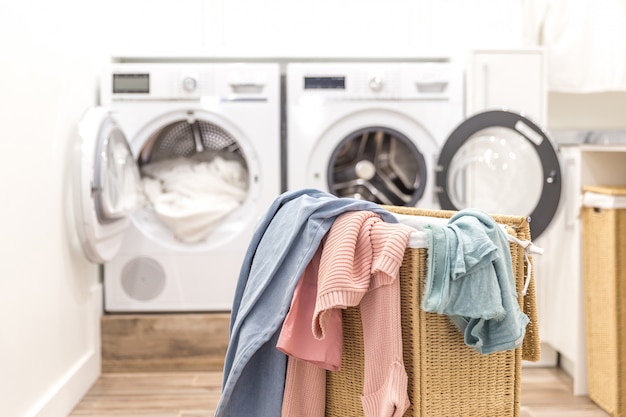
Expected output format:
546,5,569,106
280,211,413,417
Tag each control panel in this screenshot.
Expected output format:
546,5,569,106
100,63,271,104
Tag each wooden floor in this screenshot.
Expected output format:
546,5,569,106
70,367,609,417
80,314,609,416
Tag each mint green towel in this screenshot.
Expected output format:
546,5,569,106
423,209,529,354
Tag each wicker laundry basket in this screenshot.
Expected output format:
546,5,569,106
582,185,626,417
325,206,540,417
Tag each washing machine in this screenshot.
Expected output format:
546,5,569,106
286,62,562,240
74,63,281,312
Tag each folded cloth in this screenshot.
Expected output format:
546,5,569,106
423,208,529,354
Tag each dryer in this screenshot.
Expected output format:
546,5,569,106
286,62,562,240
74,63,281,312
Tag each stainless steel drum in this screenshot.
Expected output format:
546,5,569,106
327,126,427,206
138,119,244,166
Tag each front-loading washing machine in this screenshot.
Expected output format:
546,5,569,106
286,62,562,240
74,63,281,312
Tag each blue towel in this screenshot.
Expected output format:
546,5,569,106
423,208,529,354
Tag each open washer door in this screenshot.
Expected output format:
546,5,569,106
75,107,141,263
436,110,561,239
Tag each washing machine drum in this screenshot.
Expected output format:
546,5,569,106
139,119,245,165
137,119,250,244
327,126,427,206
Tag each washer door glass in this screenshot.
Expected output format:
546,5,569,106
95,125,141,221
436,110,561,239
327,127,427,206
75,107,141,263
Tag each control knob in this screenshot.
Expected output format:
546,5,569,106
182,76,198,93
369,76,383,92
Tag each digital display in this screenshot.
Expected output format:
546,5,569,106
304,76,345,90
113,73,149,94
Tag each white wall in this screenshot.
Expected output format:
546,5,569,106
0,1,204,416
0,0,623,415
548,92,626,130
200,0,524,57
0,2,102,415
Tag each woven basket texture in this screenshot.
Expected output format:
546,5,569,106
324,206,540,417
582,186,626,417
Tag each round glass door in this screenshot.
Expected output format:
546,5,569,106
327,126,427,206
94,125,141,223
436,110,561,239
75,107,141,264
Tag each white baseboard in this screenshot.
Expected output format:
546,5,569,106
523,343,558,368
27,284,102,417
28,349,101,417
559,354,575,379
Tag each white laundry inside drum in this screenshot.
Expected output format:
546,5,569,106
137,119,250,244
141,156,248,243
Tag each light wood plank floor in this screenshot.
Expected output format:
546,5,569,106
70,367,609,417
